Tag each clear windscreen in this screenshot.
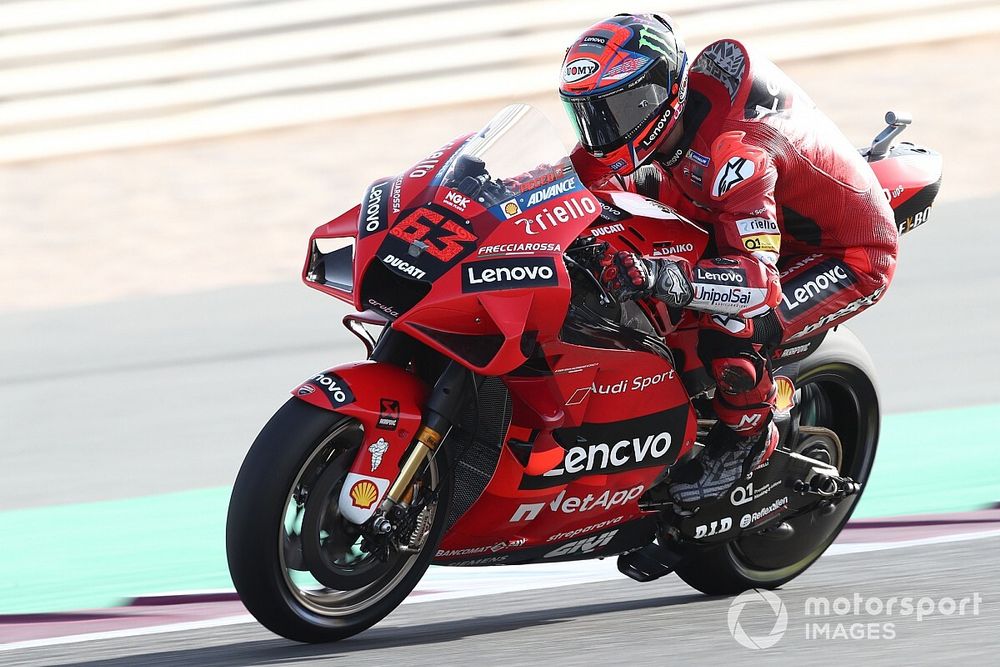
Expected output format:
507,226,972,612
441,105,576,208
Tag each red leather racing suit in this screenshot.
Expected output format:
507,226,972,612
573,39,899,436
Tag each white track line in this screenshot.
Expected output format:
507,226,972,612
2,528,999,653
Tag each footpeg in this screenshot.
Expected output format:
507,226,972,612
617,543,676,582
793,471,861,498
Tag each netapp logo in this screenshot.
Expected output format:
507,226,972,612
461,257,558,292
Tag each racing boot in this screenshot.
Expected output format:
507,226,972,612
667,419,778,507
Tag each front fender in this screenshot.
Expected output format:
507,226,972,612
292,361,429,523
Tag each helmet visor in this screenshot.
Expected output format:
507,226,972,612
562,61,673,155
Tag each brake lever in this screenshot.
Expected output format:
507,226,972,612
564,243,616,306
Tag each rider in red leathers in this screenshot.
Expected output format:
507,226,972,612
559,14,898,505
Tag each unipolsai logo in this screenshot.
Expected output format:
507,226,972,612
727,589,788,649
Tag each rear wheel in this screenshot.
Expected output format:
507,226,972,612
226,399,450,642
673,327,879,594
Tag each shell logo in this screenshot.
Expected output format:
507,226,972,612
774,376,795,415
501,199,522,218
349,480,379,509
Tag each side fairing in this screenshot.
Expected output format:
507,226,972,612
434,342,698,565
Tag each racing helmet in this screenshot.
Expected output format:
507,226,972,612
559,14,689,175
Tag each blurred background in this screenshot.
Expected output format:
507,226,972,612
1,0,999,651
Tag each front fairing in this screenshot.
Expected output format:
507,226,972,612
345,105,603,375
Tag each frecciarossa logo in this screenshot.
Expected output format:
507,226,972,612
461,257,559,293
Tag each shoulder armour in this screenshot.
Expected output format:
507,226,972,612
709,131,769,201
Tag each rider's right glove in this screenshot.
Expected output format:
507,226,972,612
599,249,694,308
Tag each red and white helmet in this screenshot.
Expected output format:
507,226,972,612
560,14,689,175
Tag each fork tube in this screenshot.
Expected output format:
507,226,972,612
382,361,476,506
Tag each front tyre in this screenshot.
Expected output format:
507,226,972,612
226,399,450,643
673,327,879,594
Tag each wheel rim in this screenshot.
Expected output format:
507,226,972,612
277,420,440,617
725,363,878,580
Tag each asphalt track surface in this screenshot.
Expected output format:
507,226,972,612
4,536,998,665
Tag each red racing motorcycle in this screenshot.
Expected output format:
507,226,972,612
226,105,940,642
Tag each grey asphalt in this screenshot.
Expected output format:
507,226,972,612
4,536,998,666
1,194,996,509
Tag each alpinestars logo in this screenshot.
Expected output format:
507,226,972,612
713,156,755,197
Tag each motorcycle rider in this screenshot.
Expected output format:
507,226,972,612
560,14,898,505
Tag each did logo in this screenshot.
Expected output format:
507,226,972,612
727,589,788,649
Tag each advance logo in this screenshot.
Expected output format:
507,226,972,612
462,257,559,293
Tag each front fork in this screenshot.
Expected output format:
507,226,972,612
370,356,478,536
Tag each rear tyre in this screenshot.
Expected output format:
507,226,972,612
672,327,879,595
226,399,450,642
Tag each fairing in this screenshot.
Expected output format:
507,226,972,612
291,361,429,524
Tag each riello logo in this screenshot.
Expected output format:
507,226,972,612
515,196,597,235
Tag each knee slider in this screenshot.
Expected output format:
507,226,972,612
711,357,758,394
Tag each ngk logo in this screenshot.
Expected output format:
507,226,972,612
443,189,470,212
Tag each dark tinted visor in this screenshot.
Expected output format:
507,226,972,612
562,60,672,154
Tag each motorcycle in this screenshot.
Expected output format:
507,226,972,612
226,104,941,642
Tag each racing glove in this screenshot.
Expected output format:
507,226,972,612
599,249,693,307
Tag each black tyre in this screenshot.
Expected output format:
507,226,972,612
673,326,880,595
226,398,450,642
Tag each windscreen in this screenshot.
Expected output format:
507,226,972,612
440,104,577,213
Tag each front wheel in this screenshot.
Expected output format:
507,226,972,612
672,326,880,594
226,399,450,643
